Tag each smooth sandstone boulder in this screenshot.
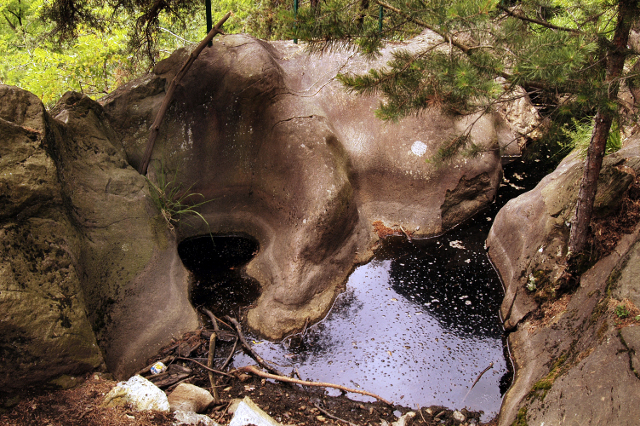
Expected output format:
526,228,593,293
50,92,199,378
0,86,104,394
102,34,513,341
487,138,640,426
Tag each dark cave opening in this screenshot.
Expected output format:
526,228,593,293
177,234,261,319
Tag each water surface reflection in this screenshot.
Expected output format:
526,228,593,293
234,233,508,420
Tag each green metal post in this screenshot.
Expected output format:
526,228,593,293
293,0,299,44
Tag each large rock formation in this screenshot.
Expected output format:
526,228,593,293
101,33,514,342
487,138,640,425
1,32,519,390
0,88,105,394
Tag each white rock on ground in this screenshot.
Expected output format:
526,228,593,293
228,397,283,426
452,410,466,422
102,375,170,412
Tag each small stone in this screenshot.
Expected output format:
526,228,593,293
174,410,220,426
237,373,252,382
452,410,466,422
316,415,326,422
227,399,243,415
229,397,281,426
168,383,214,413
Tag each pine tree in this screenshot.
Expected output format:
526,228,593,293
293,0,640,267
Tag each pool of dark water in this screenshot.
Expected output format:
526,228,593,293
231,226,508,421
178,234,260,319
179,157,546,421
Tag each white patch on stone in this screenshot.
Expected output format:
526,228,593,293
411,140,428,157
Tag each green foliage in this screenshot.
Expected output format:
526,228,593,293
1,0,144,105
146,165,211,232
513,407,528,426
562,118,622,157
291,0,637,162
615,304,630,319
0,0,257,107
528,352,568,401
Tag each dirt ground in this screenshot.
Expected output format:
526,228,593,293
0,326,493,426
0,372,492,426
0,373,496,426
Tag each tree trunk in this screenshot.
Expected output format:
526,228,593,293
567,0,638,257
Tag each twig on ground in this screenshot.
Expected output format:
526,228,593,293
313,402,359,426
234,365,393,406
399,226,412,242
420,408,427,423
225,316,285,376
208,332,220,402
301,317,310,336
166,377,193,393
175,357,233,377
220,336,238,371
202,308,220,331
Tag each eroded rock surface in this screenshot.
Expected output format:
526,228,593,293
487,138,640,425
3,32,520,388
50,92,198,378
101,33,513,341
0,86,104,394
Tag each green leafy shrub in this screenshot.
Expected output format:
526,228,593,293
146,165,211,232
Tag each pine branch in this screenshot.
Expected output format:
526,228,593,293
496,5,582,34
373,0,471,54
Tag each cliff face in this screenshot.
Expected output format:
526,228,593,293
487,139,640,426
1,33,518,393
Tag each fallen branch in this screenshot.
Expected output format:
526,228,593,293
462,361,494,402
470,361,494,389
399,226,412,242
203,308,220,331
175,356,233,377
208,332,220,402
139,12,231,175
235,365,393,406
225,316,285,377
220,336,238,371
